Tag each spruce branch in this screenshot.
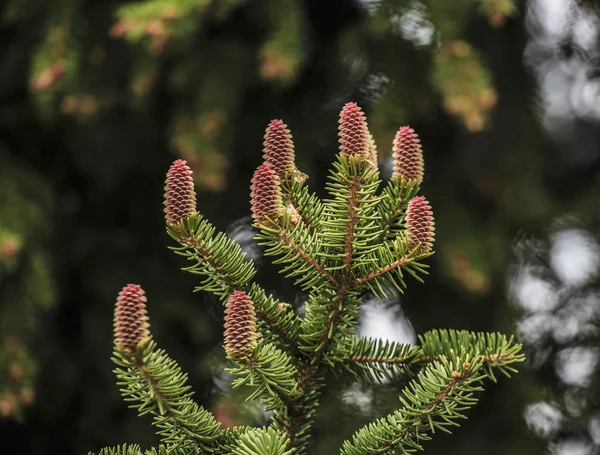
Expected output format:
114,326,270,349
168,215,300,350
95,102,525,455
340,356,485,455
255,219,337,289
375,183,418,243
328,336,422,383
112,284,222,452
252,164,335,290
320,156,381,271
228,342,298,413
113,340,223,451
163,160,301,351
224,291,297,414
418,329,525,381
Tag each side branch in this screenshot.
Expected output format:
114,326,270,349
340,358,483,455
255,308,298,349
134,357,196,437
332,354,413,365
352,255,408,286
376,198,405,243
186,237,237,291
373,373,470,454
277,230,338,286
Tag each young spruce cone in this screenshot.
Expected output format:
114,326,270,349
338,102,369,159
263,119,295,178
224,291,258,361
164,159,197,226
405,196,435,254
250,164,283,223
114,284,150,355
392,126,424,186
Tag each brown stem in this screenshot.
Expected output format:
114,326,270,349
277,230,338,287
353,255,408,286
254,308,297,349
282,285,349,451
417,353,520,365
331,354,412,365
333,352,519,368
134,356,204,444
344,177,360,271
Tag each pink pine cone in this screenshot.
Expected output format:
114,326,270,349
250,164,283,223
164,159,197,226
224,291,258,361
263,119,295,178
338,102,369,159
405,196,435,254
114,284,150,355
392,126,424,186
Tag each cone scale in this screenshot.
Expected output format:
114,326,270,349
392,127,424,186
224,291,258,362
164,159,197,226
250,164,283,224
263,119,295,178
338,102,369,159
114,284,150,355
405,196,435,254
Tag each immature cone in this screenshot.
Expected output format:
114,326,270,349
250,164,283,223
392,126,424,186
263,119,295,178
338,102,369,159
224,291,258,361
164,159,197,226
114,284,150,355
405,196,435,254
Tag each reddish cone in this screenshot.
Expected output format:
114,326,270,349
224,291,258,361
338,102,369,159
392,127,424,186
250,164,283,223
263,119,295,178
114,284,150,355
164,160,197,226
405,196,435,254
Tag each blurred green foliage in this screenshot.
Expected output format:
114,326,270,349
1,0,600,454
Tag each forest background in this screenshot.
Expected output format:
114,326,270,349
1,0,600,454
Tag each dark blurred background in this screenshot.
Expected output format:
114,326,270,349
1,0,600,454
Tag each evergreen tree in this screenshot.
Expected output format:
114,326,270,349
93,103,524,455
